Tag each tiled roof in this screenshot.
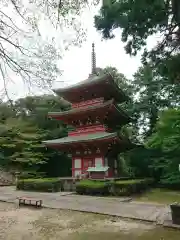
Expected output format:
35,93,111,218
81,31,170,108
48,99,113,117
42,132,117,145
48,100,131,123
53,74,129,103
53,74,110,93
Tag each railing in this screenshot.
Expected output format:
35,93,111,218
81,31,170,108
68,125,106,136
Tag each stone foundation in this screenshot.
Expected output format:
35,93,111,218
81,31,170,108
60,178,76,192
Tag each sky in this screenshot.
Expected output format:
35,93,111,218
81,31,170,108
1,2,159,100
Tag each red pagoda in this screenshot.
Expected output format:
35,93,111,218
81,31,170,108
43,44,134,179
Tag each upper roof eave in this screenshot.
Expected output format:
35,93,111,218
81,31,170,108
53,73,130,103
53,74,109,94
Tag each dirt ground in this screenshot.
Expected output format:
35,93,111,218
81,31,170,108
0,202,179,240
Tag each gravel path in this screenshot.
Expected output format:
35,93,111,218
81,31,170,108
0,202,179,240
0,186,172,225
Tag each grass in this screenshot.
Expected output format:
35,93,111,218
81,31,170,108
134,188,180,204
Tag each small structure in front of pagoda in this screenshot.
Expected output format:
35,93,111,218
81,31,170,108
87,164,109,179
43,44,135,179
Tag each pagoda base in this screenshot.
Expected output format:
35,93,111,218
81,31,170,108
72,155,118,179
59,177,76,192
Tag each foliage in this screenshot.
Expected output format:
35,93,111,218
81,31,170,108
16,178,61,192
110,178,154,196
0,120,46,171
147,108,180,188
95,0,180,83
100,65,180,180
76,180,110,195
0,94,71,177
131,64,180,138
76,179,153,196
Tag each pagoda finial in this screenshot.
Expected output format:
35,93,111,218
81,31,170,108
91,42,96,75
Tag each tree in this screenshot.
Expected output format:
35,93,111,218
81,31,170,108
146,108,180,187
0,94,72,176
132,64,180,138
95,0,180,83
0,0,97,93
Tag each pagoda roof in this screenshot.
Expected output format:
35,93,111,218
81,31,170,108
42,132,118,146
53,74,129,103
48,99,131,125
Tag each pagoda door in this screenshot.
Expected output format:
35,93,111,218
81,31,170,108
82,158,94,173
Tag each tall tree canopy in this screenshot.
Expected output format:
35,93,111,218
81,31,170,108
95,0,180,82
131,64,180,138
146,108,180,187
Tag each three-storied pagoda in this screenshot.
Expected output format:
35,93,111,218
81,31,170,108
43,44,134,179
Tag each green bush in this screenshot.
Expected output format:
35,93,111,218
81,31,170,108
76,180,109,195
76,178,154,196
16,178,61,192
160,173,180,190
110,178,154,196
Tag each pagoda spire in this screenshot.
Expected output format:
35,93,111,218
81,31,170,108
91,42,96,75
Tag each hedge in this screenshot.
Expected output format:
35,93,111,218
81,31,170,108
16,178,61,192
76,180,109,195
76,178,154,196
109,179,154,196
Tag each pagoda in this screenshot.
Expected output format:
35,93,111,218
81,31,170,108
43,43,134,179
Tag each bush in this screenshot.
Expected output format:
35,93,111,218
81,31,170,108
160,173,180,190
76,178,154,196
110,178,154,196
76,180,109,195
16,178,61,192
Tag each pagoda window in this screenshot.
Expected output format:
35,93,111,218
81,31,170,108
74,158,81,168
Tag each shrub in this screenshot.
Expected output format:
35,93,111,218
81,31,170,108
160,173,180,190
16,178,61,192
76,180,109,195
76,178,154,196
110,178,154,196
